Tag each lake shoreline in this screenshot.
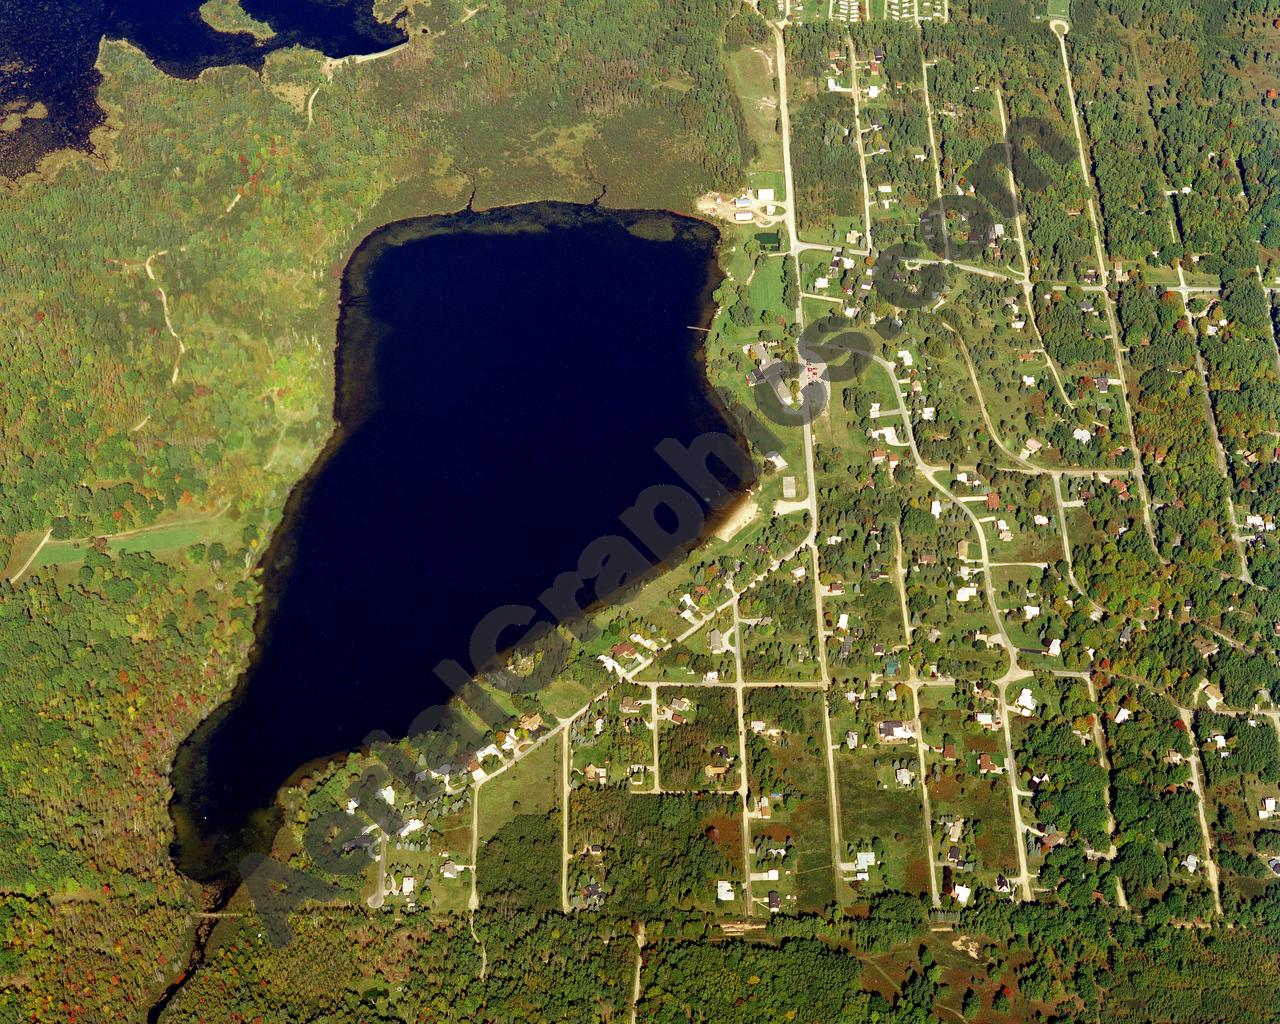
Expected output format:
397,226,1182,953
166,200,757,895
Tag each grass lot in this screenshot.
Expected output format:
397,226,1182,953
919,687,1021,886
748,169,787,202
835,745,931,896
541,676,597,721
727,47,785,178
477,736,560,841
2,530,46,578
29,512,237,570
744,688,837,911
427,803,476,915
1046,0,1071,20
748,253,789,314
982,517,1063,565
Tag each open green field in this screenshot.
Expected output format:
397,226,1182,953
2,530,46,579
423,802,476,915
748,252,789,313
540,676,597,721
477,736,560,841
983,517,1064,565
798,214,864,249
834,745,931,896
744,687,837,911
919,687,1021,888
1046,0,1071,20
726,47,785,180
748,169,787,201
30,513,237,571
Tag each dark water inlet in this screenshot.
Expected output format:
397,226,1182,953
167,201,754,889
0,0,406,177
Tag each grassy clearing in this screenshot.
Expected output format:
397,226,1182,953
477,737,560,841
835,745,930,896
748,169,787,201
30,513,237,570
983,518,1064,564
2,530,46,578
428,804,475,915
919,689,1021,886
745,688,837,911
727,47,785,176
541,677,596,721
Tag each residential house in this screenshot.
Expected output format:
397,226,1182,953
609,642,638,661
877,720,915,743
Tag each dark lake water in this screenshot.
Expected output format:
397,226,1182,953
0,0,405,177
169,201,753,884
